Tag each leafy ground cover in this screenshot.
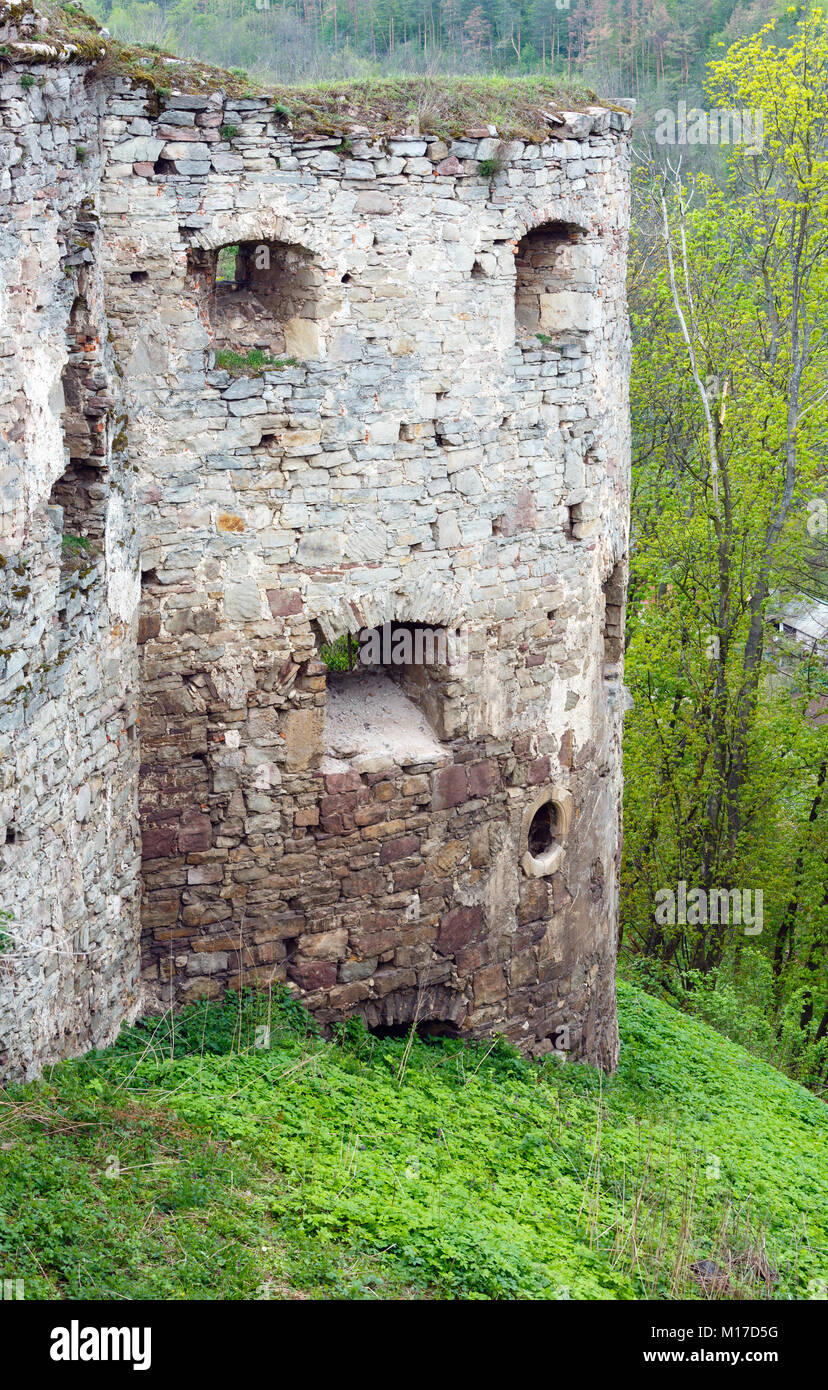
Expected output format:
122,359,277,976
0,982,825,1300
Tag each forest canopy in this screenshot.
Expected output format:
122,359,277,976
87,0,801,95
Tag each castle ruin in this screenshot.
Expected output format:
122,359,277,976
0,8,632,1080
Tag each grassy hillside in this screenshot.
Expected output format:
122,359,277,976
0,982,825,1300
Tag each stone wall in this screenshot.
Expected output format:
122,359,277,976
0,29,632,1078
0,58,140,1080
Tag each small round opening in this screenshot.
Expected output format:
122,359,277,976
528,801,558,857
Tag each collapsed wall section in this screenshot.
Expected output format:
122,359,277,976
0,59,141,1080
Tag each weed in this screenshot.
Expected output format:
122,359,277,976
215,348,298,375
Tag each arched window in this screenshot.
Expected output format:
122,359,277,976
514,221,591,340
189,238,323,361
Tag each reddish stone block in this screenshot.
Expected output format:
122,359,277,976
141,825,178,860
418,878,451,905
137,611,161,645
467,760,497,798
437,905,483,955
266,588,303,617
320,792,358,817
341,868,385,898
287,959,336,991
393,865,426,890
177,812,212,853
324,770,363,794
379,834,421,864
515,922,547,952
496,486,537,538
527,756,551,785
431,764,468,810
350,926,397,956
559,730,574,769
454,945,488,973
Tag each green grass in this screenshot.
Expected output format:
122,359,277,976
214,349,299,376
1,983,825,1300
251,74,596,140
60,534,91,555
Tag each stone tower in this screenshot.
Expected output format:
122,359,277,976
0,15,632,1079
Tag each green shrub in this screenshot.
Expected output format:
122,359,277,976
320,632,358,672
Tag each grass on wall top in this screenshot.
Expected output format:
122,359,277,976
2,3,607,140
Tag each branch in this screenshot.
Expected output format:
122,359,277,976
660,179,720,504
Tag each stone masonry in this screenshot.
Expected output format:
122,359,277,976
0,14,632,1079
